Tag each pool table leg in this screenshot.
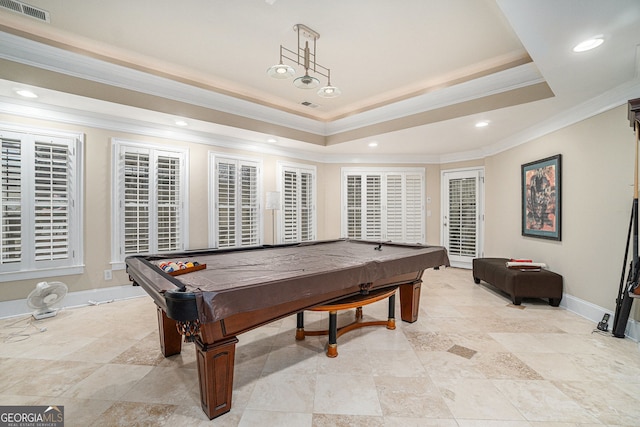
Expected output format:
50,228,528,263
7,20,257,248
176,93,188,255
195,336,239,419
399,281,422,323
157,306,182,356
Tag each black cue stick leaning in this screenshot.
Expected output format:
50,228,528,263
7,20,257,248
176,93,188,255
613,121,640,338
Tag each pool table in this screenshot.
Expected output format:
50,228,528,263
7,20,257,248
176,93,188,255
125,239,449,419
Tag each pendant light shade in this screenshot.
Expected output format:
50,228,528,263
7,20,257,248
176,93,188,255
267,64,295,79
293,74,320,89
318,85,341,98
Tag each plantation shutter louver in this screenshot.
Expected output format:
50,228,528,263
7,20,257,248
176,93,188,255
217,161,236,248
240,163,258,246
33,140,70,261
282,169,298,243
300,171,313,241
1,137,22,264
123,150,150,255
385,174,403,241
404,174,423,243
156,155,181,252
365,175,382,240
346,175,362,239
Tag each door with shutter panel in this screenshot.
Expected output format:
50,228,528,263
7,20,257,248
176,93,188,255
442,169,484,269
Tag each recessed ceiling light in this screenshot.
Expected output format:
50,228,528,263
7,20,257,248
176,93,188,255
573,36,604,52
267,137,277,143
475,121,490,128
368,141,378,147
175,120,188,126
15,89,38,98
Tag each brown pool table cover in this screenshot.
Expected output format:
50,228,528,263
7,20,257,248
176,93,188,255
129,240,449,323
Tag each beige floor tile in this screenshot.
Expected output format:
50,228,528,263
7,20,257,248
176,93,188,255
121,366,200,405
314,373,382,416
435,378,525,420
313,413,384,426
239,409,313,426
515,352,594,381
2,359,100,397
90,401,177,426
62,363,153,400
246,372,316,413
416,350,487,381
552,380,640,425
493,379,600,423
375,375,453,419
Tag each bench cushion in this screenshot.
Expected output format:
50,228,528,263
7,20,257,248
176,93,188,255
472,258,563,306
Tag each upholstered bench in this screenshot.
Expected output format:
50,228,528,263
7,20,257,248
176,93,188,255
472,258,563,306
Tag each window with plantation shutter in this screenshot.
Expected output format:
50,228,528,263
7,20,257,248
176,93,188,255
112,140,187,266
1,127,83,280
210,154,261,248
277,162,316,243
342,168,425,244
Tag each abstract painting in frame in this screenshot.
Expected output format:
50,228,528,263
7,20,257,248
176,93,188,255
521,154,561,240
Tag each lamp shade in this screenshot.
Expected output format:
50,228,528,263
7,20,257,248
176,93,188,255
293,74,320,89
318,85,341,98
267,64,295,79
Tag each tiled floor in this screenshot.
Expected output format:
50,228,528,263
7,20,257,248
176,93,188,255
2,267,640,426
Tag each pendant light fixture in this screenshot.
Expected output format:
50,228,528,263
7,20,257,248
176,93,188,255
267,24,340,98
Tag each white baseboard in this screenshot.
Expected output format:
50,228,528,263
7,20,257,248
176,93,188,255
561,293,639,342
0,283,148,319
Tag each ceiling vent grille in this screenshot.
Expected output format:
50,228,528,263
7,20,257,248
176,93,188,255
0,0,50,22
301,101,319,108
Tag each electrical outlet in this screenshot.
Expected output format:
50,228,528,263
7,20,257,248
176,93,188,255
104,269,112,281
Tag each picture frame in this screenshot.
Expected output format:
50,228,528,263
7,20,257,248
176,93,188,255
521,154,561,240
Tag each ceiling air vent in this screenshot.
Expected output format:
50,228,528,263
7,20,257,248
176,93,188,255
0,0,50,22
301,101,319,108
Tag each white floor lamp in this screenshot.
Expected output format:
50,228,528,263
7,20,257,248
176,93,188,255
266,191,281,245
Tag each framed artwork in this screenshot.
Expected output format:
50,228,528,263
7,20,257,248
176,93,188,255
521,154,561,240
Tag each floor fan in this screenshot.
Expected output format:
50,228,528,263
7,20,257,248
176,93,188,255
26,281,68,320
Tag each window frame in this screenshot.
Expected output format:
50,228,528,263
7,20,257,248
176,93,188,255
110,138,189,270
208,152,263,248
0,123,84,281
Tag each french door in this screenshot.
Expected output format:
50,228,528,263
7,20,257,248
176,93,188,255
442,168,484,269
